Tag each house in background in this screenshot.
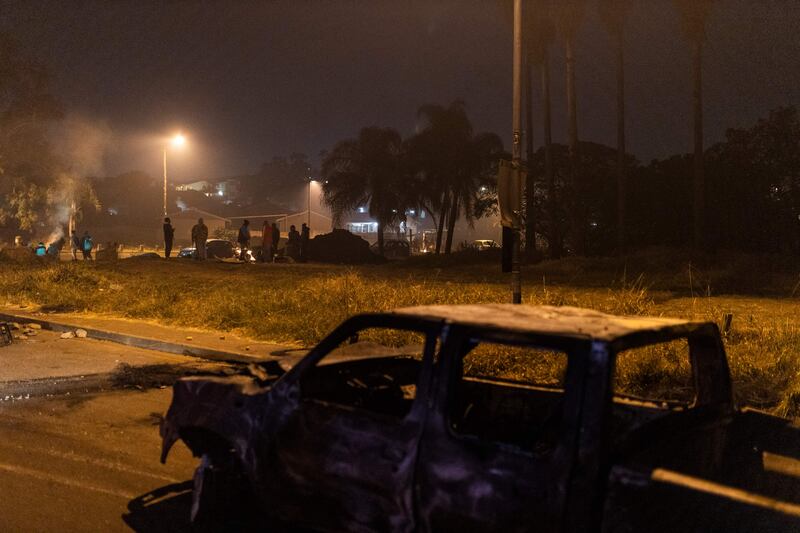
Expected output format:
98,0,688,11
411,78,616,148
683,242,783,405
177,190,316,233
174,177,242,202
175,180,213,193
342,207,435,245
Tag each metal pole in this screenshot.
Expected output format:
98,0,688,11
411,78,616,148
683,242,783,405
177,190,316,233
511,0,523,304
163,147,168,217
307,181,312,229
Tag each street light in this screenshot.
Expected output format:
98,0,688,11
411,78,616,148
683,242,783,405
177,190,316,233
163,133,187,216
307,178,317,230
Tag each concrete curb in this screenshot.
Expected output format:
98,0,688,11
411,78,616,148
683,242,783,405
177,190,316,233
0,312,280,365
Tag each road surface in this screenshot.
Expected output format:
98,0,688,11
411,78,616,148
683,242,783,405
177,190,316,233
0,330,234,531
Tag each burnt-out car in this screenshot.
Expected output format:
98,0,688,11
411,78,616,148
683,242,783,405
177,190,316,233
160,305,800,531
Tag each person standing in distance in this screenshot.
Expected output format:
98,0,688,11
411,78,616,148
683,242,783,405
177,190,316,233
191,218,208,260
261,220,273,263
237,219,251,261
70,231,81,261
300,223,310,262
271,222,280,261
163,217,175,258
81,231,93,260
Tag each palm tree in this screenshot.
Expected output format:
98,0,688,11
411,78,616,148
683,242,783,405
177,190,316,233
411,101,472,254
443,131,504,253
525,0,559,258
599,0,631,254
409,101,504,254
675,0,713,249
320,127,406,257
555,0,586,255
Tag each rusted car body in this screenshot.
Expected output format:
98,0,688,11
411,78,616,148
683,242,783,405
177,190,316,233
161,304,800,531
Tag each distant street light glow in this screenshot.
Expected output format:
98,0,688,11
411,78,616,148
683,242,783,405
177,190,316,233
172,133,187,147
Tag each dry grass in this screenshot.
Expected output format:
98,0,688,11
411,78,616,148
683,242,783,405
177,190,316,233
0,251,798,416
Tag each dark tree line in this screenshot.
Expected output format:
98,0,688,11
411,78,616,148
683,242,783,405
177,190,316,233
319,102,800,258
518,0,716,257
530,107,800,255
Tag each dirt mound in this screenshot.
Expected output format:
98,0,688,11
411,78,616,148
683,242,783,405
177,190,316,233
307,229,384,264
124,252,162,260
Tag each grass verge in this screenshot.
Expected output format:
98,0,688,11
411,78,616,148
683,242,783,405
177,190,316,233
0,250,798,417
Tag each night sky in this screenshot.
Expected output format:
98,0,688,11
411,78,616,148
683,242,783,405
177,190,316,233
1,0,798,182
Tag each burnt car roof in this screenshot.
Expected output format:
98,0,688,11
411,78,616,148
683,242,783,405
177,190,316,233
391,304,711,343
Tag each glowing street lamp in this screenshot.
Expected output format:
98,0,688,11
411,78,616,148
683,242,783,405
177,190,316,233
307,178,317,229
163,133,187,216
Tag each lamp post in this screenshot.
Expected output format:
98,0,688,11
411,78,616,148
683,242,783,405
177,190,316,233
307,179,316,230
163,133,186,216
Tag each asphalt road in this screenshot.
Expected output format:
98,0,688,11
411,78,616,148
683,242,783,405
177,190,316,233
0,331,235,531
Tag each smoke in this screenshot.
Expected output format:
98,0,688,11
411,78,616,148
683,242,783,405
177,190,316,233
175,198,188,211
44,115,113,242
51,115,113,177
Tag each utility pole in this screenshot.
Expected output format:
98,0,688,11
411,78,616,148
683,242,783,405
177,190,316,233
163,148,168,217
511,0,523,304
307,180,312,229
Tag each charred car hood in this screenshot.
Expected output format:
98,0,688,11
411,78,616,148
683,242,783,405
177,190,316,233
160,375,277,464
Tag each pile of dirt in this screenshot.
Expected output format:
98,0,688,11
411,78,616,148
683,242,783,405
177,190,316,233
307,229,384,264
124,252,162,260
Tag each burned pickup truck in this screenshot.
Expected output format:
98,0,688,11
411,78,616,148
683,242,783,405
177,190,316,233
160,305,800,531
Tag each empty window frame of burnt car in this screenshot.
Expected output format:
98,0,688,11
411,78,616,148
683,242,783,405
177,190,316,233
415,324,587,531
447,334,569,454
605,324,733,455
297,324,436,419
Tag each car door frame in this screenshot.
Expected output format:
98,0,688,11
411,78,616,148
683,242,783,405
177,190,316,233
264,313,444,531
415,323,591,532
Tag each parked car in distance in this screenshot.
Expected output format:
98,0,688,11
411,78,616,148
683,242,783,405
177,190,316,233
160,305,800,532
176,239,236,260
370,239,410,259
176,247,195,258
206,239,235,259
472,239,499,250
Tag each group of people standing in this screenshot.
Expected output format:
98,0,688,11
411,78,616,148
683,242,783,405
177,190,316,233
161,216,310,262
162,216,209,259
285,223,310,262
238,219,301,262
259,220,282,262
